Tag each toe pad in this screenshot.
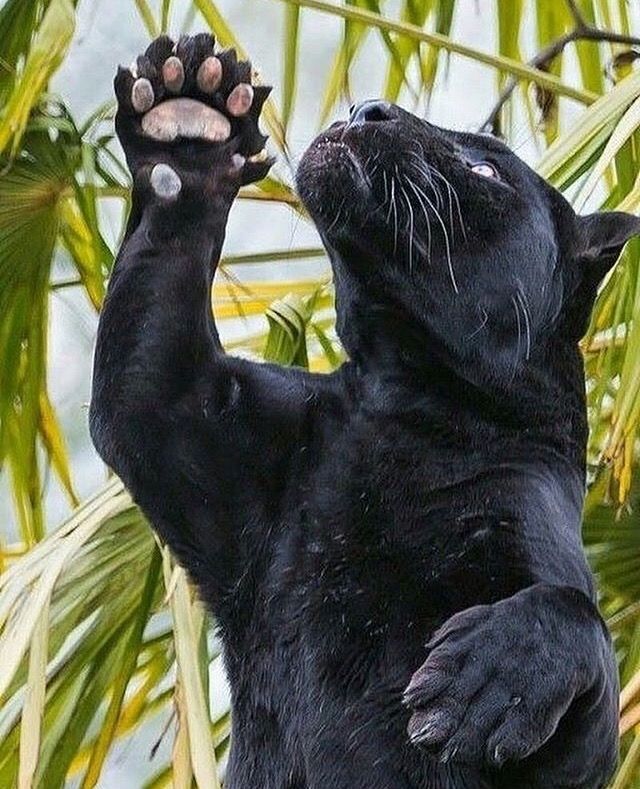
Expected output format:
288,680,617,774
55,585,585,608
162,56,185,93
197,56,223,94
131,78,154,113
226,83,254,117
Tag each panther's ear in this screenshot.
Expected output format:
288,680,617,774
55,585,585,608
561,211,640,339
575,211,640,278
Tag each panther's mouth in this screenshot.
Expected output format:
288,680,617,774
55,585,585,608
301,133,373,193
297,112,471,284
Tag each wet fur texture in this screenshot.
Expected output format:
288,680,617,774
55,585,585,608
90,35,640,788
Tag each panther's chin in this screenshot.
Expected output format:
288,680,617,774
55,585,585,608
296,133,374,233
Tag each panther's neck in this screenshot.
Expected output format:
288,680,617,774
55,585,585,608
353,335,589,483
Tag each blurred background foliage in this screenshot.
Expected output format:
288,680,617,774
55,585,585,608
1,0,640,786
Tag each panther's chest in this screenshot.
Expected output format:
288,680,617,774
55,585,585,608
298,506,515,632
292,434,531,632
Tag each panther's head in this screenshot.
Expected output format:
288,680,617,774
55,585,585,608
296,101,640,392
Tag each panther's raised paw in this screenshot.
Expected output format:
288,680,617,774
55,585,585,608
114,33,272,185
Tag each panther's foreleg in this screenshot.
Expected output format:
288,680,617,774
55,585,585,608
89,36,323,604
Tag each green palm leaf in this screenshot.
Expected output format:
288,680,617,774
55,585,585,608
0,131,77,543
0,0,74,157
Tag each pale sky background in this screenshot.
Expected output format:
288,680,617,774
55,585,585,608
2,0,636,784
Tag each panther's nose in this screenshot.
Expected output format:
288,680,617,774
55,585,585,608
347,100,396,127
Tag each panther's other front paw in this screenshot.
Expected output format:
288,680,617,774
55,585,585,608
403,591,594,772
114,33,273,186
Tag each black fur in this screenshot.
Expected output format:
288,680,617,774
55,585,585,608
90,36,640,788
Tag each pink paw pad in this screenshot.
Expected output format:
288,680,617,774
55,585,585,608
162,56,185,93
197,56,223,94
226,83,254,117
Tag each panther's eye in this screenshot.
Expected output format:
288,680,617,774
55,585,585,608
471,162,498,179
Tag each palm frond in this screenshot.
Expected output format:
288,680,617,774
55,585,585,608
0,130,77,543
0,0,74,157
278,0,597,106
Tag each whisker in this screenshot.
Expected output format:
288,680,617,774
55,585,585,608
392,166,400,254
511,295,523,382
407,145,467,242
386,174,395,224
399,180,415,273
466,306,489,340
428,167,467,242
405,176,458,293
408,153,443,210
516,288,532,360
404,177,433,262
325,195,347,235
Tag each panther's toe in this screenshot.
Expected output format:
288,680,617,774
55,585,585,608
131,78,155,113
227,83,254,117
120,37,257,142
197,56,222,94
162,56,185,93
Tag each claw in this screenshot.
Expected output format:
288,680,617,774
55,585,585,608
439,743,459,764
251,85,272,114
241,157,274,185
492,744,507,767
408,709,456,747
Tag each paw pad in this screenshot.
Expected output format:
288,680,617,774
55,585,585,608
117,35,266,147
131,78,154,113
115,34,272,183
162,56,185,93
150,163,182,199
226,83,254,117
197,56,222,94
141,98,230,143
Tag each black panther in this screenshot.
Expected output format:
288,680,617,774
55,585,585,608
90,33,639,788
